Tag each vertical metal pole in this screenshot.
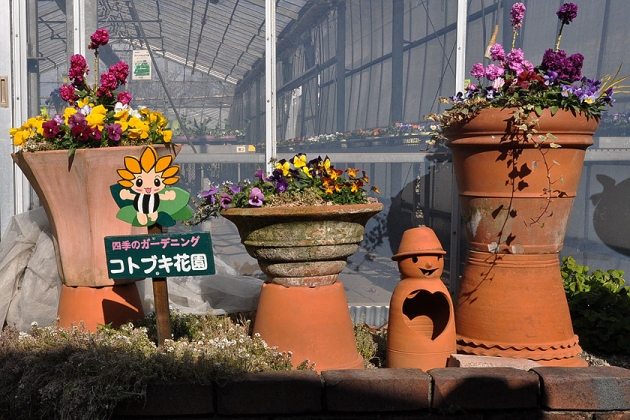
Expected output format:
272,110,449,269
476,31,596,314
265,0,276,174
450,0,468,298
390,0,404,123
335,1,346,134
11,0,28,216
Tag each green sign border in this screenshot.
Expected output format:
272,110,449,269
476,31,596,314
104,232,215,280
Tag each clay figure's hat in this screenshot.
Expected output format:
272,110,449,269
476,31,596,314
392,226,446,261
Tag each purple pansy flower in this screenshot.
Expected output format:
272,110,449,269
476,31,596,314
219,193,232,209
105,123,123,142
248,187,264,207
200,187,219,203
254,169,271,182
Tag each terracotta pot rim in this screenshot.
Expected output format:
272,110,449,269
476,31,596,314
444,107,599,143
12,143,180,158
221,202,383,217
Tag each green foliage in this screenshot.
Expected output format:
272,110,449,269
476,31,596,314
0,313,295,420
187,153,380,225
353,321,387,368
562,256,630,355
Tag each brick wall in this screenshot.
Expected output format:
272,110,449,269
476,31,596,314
114,366,630,418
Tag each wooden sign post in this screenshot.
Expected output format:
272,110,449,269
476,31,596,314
104,230,214,346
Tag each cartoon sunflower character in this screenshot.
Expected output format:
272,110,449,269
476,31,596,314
112,146,193,227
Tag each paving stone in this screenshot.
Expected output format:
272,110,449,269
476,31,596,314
447,354,541,370
533,366,630,411
114,383,213,416
216,370,322,415
430,367,539,410
594,412,630,420
322,368,431,412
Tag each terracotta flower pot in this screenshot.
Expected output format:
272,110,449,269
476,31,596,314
445,108,596,366
12,144,180,330
221,202,382,371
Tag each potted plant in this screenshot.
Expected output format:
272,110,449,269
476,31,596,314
425,3,627,366
9,28,178,331
190,153,382,371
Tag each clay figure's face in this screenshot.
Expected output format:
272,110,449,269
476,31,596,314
131,168,166,195
398,254,444,279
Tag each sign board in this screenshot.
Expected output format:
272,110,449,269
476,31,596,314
105,232,215,279
132,50,152,80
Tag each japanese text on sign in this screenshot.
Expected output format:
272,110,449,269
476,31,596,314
105,232,215,279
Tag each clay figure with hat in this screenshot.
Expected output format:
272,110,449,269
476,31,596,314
386,226,456,370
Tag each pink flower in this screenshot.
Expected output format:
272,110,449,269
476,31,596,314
485,64,504,81
470,63,485,79
59,84,78,102
492,77,505,90
489,44,506,62
510,2,526,30
506,48,527,75
88,28,109,50
117,91,133,105
109,62,130,84
68,54,88,85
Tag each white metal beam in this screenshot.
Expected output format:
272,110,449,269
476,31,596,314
265,0,276,173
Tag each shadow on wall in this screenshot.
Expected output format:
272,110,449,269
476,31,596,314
386,179,453,260
591,174,630,257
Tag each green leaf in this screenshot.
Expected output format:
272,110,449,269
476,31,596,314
116,206,140,225
534,106,543,117
551,105,559,115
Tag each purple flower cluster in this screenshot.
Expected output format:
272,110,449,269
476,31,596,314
510,2,526,30
540,49,584,83
453,2,618,113
557,3,578,25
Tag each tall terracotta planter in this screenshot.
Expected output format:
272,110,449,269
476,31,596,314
221,202,382,371
12,144,180,330
445,108,597,366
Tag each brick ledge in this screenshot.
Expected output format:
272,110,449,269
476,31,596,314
113,366,630,418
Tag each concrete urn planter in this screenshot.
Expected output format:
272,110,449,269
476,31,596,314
221,202,382,372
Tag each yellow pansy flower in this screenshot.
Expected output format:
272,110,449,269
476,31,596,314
86,105,107,130
128,116,150,139
275,160,290,176
63,107,77,124
292,153,307,169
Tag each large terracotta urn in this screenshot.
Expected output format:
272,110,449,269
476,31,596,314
445,108,596,367
221,202,382,372
12,144,180,330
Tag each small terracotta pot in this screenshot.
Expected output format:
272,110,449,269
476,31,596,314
253,282,364,372
57,284,144,330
